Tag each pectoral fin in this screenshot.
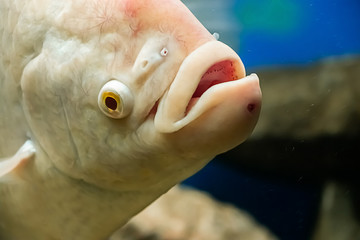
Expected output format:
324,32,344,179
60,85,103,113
0,140,36,178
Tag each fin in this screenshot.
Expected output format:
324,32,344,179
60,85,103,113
182,0,242,50
0,140,36,178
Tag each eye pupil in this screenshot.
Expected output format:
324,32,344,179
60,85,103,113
105,97,118,111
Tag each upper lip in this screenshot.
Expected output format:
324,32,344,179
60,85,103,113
154,41,251,133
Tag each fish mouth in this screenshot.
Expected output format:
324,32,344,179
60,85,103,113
154,41,260,133
185,59,239,115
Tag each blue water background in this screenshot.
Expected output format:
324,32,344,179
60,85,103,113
237,0,360,68
183,1,360,240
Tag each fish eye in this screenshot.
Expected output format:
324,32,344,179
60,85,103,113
98,80,134,119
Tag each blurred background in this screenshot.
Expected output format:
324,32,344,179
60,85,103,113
180,0,360,240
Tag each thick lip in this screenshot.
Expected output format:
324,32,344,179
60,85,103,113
154,41,258,133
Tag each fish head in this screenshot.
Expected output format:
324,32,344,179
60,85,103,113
20,0,261,192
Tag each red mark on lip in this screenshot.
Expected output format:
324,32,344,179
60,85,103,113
247,103,256,113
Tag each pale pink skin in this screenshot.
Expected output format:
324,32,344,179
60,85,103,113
0,0,261,239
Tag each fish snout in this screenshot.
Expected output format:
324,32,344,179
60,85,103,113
154,41,262,137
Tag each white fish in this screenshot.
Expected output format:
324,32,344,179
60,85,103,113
0,0,261,239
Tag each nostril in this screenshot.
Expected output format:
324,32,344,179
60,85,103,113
247,103,256,113
141,60,149,69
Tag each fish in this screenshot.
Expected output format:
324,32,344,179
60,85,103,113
0,0,261,239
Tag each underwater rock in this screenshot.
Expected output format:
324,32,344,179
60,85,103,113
110,186,278,240
253,55,360,139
